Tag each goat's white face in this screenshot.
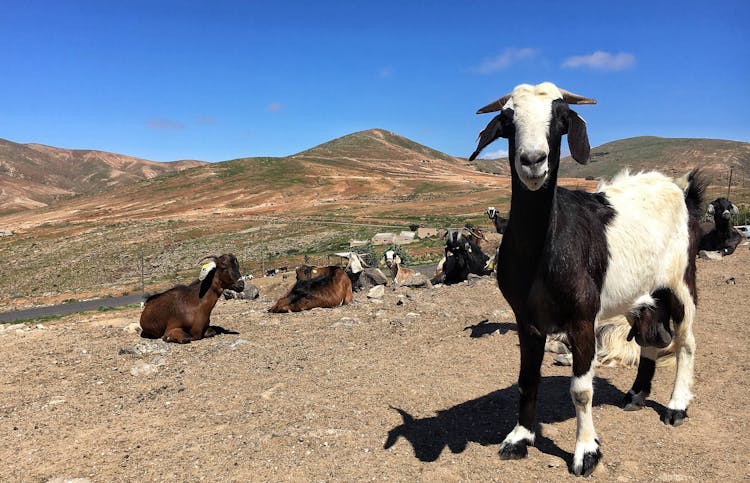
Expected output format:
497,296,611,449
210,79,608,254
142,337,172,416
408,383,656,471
508,83,563,191
383,250,401,268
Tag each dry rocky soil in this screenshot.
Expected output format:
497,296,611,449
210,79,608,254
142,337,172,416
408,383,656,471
1,248,749,482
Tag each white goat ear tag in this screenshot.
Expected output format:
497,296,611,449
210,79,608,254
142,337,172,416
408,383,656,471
199,261,216,281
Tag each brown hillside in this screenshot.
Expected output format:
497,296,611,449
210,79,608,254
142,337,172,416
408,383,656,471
3,130,746,310
0,138,206,213
560,136,750,184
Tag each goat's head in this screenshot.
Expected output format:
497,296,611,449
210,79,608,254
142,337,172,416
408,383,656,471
445,231,474,256
486,206,497,220
470,82,596,191
198,254,244,292
383,250,401,269
707,197,738,221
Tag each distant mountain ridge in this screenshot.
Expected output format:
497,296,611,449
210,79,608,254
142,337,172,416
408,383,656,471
0,138,206,212
1,131,748,215
559,136,750,182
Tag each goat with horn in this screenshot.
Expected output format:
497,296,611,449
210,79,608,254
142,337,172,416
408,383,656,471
468,82,705,476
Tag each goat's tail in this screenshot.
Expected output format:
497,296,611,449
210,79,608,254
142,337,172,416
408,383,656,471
596,317,675,368
679,168,709,221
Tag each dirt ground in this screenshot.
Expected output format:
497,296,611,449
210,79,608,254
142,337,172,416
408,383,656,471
1,247,749,482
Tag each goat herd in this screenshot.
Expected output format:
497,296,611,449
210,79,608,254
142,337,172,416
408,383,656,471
137,82,742,477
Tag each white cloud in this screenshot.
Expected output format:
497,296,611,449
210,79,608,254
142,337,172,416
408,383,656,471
266,102,283,112
146,118,185,130
562,51,635,71
379,66,394,79
476,148,509,160
472,48,537,74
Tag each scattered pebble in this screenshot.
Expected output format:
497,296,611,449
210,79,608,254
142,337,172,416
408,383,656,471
129,361,158,377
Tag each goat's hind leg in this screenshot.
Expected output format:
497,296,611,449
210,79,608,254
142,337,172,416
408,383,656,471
163,327,193,344
623,346,658,411
499,328,545,460
569,321,601,477
663,284,696,426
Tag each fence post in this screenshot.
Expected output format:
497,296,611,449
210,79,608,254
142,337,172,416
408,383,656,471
140,248,145,296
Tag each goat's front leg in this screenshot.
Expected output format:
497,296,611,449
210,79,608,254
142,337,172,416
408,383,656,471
499,327,545,460
569,321,601,477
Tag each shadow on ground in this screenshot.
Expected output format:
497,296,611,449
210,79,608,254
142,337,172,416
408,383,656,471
384,375,624,464
463,319,516,338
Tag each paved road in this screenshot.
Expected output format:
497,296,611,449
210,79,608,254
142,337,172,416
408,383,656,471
0,294,145,324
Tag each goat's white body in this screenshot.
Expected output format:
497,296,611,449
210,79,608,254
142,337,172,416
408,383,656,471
596,171,690,320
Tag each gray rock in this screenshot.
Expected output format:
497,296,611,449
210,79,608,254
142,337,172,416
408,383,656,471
230,338,249,349
122,322,142,334
367,285,385,299
119,342,171,356
351,268,388,292
224,283,260,300
698,250,724,260
130,360,159,376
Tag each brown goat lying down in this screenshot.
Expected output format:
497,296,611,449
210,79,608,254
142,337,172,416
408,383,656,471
270,265,353,313
140,254,244,343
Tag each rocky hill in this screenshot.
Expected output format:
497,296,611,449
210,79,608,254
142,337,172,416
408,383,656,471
0,138,206,213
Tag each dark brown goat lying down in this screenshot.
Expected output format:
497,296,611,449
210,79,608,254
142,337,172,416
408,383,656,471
270,265,353,313
140,254,244,343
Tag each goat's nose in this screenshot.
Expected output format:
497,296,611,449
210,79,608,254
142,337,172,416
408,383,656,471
519,150,547,166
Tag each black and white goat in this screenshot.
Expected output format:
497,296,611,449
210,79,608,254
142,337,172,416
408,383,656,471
486,206,508,234
432,230,491,285
699,197,742,256
469,82,705,476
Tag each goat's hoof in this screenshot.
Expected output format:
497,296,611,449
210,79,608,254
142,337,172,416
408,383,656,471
572,448,602,477
622,390,646,411
623,401,644,411
662,408,687,426
499,441,529,460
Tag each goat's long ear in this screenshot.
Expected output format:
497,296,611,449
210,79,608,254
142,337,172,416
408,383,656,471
708,203,715,215
732,204,739,215
199,269,214,298
199,261,217,281
568,110,591,164
470,112,507,161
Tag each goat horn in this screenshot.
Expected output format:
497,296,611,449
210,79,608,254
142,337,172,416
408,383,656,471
197,255,220,265
558,88,597,105
476,94,512,114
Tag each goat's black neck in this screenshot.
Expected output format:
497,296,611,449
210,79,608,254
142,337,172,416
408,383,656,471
506,144,561,256
714,216,732,234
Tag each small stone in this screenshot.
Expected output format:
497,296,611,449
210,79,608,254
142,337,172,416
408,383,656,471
130,361,158,376
230,338,249,349
122,323,142,334
367,285,385,299
698,250,723,260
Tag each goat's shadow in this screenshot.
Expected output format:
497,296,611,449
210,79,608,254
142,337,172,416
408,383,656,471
463,319,516,338
210,325,240,335
384,376,624,464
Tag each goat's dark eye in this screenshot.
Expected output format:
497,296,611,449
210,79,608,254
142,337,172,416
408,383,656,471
501,109,515,125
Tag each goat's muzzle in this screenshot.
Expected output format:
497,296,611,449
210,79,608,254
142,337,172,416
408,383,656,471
231,279,245,292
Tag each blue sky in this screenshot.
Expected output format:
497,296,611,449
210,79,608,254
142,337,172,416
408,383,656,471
0,0,748,162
